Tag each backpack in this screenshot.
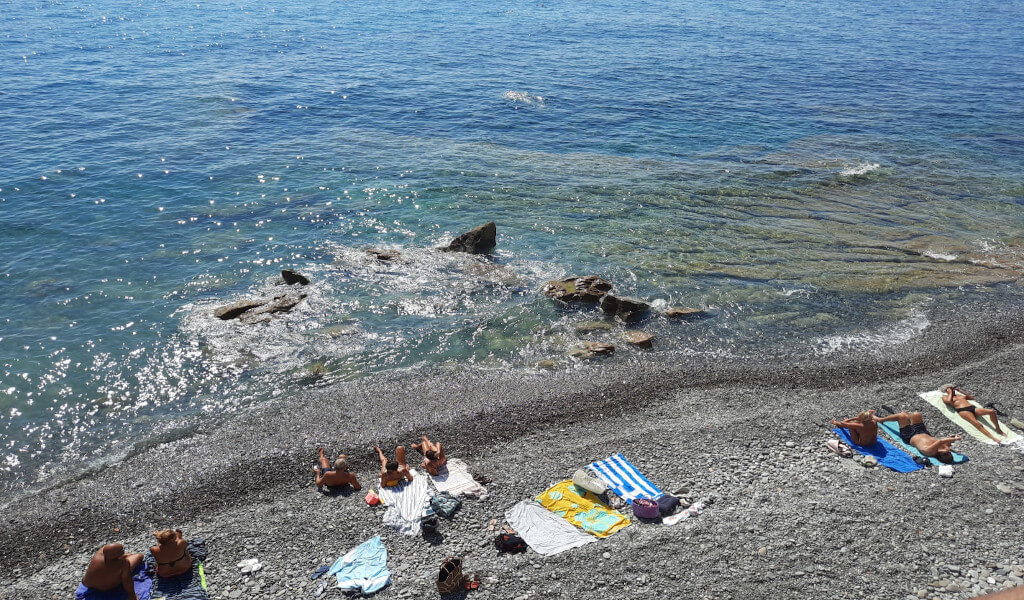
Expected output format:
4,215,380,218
494,533,527,554
436,556,464,595
430,492,462,518
657,494,680,516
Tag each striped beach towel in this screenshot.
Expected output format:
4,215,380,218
588,453,665,504
378,475,431,536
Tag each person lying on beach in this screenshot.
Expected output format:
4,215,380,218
874,411,962,463
830,410,878,446
80,543,143,600
376,445,413,487
943,385,1007,444
312,447,361,491
150,529,193,578
411,434,448,475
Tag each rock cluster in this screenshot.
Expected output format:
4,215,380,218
214,292,307,324
542,275,613,304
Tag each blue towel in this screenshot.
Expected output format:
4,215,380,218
329,536,390,594
832,428,922,473
877,421,968,465
588,453,665,504
75,563,152,600
144,540,208,600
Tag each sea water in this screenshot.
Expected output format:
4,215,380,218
1,0,1022,498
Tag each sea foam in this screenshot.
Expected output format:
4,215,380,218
840,162,880,177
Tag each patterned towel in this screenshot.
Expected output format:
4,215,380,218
535,480,630,538
145,540,208,600
588,453,665,504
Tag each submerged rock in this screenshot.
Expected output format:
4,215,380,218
543,275,613,304
281,269,310,286
623,331,654,349
576,321,613,333
214,292,307,323
600,295,650,323
214,299,267,320
665,307,705,319
569,341,615,359
440,221,497,254
366,248,401,262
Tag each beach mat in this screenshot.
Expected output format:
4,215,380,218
588,453,666,504
877,421,968,466
919,390,1022,445
536,480,631,538
832,428,922,473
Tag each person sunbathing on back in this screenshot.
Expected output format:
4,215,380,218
312,447,361,491
411,434,448,475
80,543,143,600
830,410,878,446
376,445,413,487
942,386,1007,444
874,411,962,463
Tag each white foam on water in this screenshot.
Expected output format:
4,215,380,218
503,90,545,105
839,162,880,176
922,250,958,261
812,310,930,356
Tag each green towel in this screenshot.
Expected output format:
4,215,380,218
919,391,1021,445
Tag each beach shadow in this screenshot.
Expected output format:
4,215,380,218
318,486,356,498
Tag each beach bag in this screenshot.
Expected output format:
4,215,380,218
436,557,464,595
632,498,660,519
430,492,462,518
494,533,526,554
657,494,680,516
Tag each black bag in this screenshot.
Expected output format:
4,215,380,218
494,533,526,554
437,556,464,595
430,491,462,518
657,494,680,516
421,515,440,534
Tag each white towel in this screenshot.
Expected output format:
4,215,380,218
429,459,486,498
378,474,430,536
505,500,596,556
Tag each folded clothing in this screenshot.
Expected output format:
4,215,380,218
328,536,390,595
876,421,968,466
535,480,630,538
832,428,922,473
76,563,152,600
588,453,666,504
919,390,1022,446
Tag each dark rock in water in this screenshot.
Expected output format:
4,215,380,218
665,307,705,319
440,221,497,254
600,295,650,323
543,275,613,304
214,292,307,322
623,331,654,349
281,269,310,286
214,299,267,320
366,248,401,262
569,341,615,359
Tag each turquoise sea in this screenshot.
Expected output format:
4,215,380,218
1,0,1022,498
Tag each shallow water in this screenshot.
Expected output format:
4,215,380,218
1,0,1022,497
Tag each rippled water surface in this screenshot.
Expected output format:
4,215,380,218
1,0,1023,497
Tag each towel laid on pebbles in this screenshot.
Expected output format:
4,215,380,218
832,428,923,473
378,475,431,536
536,480,630,538
588,453,666,504
919,390,1022,445
145,539,208,600
328,536,390,595
876,421,968,466
75,564,152,600
505,499,596,556
429,458,486,498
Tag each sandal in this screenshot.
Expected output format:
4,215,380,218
463,573,481,590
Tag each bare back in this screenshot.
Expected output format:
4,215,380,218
151,538,191,578
82,551,128,591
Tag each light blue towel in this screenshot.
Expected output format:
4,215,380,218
832,428,922,473
588,453,665,504
329,536,390,594
877,421,968,465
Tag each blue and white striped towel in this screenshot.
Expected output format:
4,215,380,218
588,453,665,504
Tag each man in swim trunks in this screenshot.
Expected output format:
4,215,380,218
874,411,962,463
411,434,448,475
312,447,361,491
830,410,878,446
943,386,1007,444
376,445,413,487
80,543,143,600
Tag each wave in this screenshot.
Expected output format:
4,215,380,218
839,162,880,177
503,90,545,105
812,311,930,356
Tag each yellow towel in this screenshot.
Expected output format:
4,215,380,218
535,480,630,538
919,390,1022,446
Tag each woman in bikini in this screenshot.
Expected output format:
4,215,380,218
375,445,413,487
411,434,448,476
830,410,878,446
150,530,191,578
943,386,1006,444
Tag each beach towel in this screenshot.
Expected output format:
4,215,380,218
876,421,968,466
429,458,486,498
75,563,152,600
328,536,390,595
146,540,208,600
536,480,630,538
505,500,597,556
919,390,1022,445
378,474,431,536
832,428,922,473
588,453,666,504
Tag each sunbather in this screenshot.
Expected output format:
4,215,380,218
830,410,878,446
411,434,448,475
312,447,361,491
81,543,143,600
943,386,1006,444
150,529,192,578
376,445,413,487
874,411,962,463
